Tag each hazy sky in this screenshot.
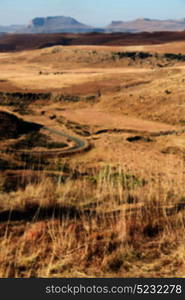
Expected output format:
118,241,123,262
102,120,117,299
1,0,185,26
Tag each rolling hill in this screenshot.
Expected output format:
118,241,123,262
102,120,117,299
2,31,185,52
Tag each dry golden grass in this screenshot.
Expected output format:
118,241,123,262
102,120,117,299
1,45,185,125
1,43,185,278
124,41,185,54
0,161,185,278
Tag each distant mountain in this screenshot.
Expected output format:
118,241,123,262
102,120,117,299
0,25,24,33
106,18,185,33
23,16,97,33
1,16,185,34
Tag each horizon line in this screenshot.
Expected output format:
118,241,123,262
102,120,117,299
1,15,185,27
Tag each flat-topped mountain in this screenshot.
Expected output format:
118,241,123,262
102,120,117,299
25,16,94,33
106,18,185,33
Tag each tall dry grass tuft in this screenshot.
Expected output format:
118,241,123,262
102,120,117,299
0,162,185,277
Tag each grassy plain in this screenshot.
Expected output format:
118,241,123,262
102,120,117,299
1,41,185,277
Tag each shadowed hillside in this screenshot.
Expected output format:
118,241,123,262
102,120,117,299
0,111,42,140
2,31,185,51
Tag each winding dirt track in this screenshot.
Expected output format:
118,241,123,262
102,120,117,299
44,127,89,155
1,119,185,223
2,126,89,157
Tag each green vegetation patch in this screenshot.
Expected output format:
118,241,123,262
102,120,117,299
112,51,152,61
164,53,185,61
88,167,146,190
111,51,185,63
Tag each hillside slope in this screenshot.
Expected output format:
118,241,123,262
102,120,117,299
2,31,185,52
0,111,42,140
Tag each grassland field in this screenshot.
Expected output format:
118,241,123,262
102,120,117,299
1,40,185,277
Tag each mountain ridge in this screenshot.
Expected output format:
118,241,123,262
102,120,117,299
106,18,185,32
1,16,185,33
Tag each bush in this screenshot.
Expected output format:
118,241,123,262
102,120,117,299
112,51,152,61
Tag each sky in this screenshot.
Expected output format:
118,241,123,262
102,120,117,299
1,0,185,26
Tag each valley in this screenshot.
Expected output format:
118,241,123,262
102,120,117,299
1,40,185,277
